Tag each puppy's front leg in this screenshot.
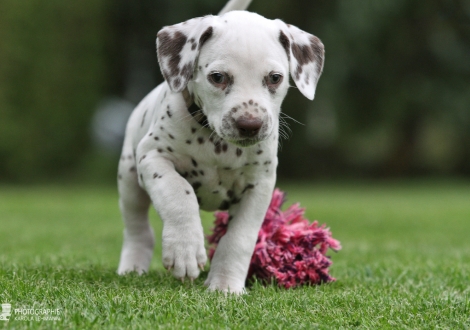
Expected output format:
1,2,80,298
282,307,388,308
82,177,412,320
138,149,207,280
205,175,276,294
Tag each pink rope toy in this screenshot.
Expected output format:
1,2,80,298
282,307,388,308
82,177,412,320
207,188,341,289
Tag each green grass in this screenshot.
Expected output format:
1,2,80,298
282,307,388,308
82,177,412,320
0,181,469,329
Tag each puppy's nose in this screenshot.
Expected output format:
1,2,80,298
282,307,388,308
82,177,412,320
236,117,263,137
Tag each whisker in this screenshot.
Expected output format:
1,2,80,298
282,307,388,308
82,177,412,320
280,112,304,126
178,109,204,123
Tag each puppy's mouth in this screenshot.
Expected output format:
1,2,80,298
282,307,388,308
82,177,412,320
231,138,260,147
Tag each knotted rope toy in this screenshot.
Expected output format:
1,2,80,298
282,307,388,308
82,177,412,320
207,188,341,288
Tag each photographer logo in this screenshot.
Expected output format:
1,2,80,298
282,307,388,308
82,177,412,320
0,304,11,321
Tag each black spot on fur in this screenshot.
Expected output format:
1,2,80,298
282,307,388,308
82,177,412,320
173,78,181,89
129,166,136,172
231,197,241,205
242,184,255,194
153,173,159,179
192,182,202,191
154,136,159,141
191,158,198,167
295,65,302,80
279,31,290,60
224,75,234,95
180,62,193,82
191,170,198,177
168,134,175,139
222,144,228,152
186,190,190,194
197,137,204,144
199,27,213,49
219,200,230,210
186,140,191,144
191,128,197,133
257,150,263,155
167,147,173,152
236,148,242,157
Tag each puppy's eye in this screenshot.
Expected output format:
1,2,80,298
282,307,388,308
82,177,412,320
208,72,227,87
268,72,283,85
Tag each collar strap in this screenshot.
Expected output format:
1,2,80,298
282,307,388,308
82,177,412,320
182,88,210,128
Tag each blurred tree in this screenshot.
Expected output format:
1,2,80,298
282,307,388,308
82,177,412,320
0,0,468,182
0,0,110,181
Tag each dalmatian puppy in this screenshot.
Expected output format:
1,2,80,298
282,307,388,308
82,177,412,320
117,0,324,294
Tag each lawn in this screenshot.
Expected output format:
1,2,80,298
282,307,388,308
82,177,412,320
0,181,469,329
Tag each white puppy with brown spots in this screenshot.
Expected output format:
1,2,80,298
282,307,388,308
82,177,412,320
117,0,324,294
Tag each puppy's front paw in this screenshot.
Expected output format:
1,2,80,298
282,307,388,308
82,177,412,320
204,272,246,295
162,226,207,280
117,228,155,275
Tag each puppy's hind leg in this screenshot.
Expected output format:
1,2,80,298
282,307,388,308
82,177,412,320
117,153,154,275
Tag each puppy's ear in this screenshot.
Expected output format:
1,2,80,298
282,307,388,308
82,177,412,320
157,16,215,92
276,21,325,100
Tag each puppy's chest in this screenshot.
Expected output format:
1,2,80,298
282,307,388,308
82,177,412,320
170,144,272,211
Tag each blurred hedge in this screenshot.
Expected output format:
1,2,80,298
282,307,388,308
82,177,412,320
0,0,109,181
0,0,469,182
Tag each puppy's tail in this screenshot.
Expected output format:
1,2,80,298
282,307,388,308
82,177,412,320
218,0,252,15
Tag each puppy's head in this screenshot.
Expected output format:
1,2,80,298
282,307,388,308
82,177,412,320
157,11,324,147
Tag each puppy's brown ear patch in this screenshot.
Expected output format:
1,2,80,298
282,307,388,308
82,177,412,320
278,31,290,59
157,17,215,92
157,31,187,80
276,21,325,100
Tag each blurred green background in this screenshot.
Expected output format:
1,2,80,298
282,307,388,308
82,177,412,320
0,0,469,183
